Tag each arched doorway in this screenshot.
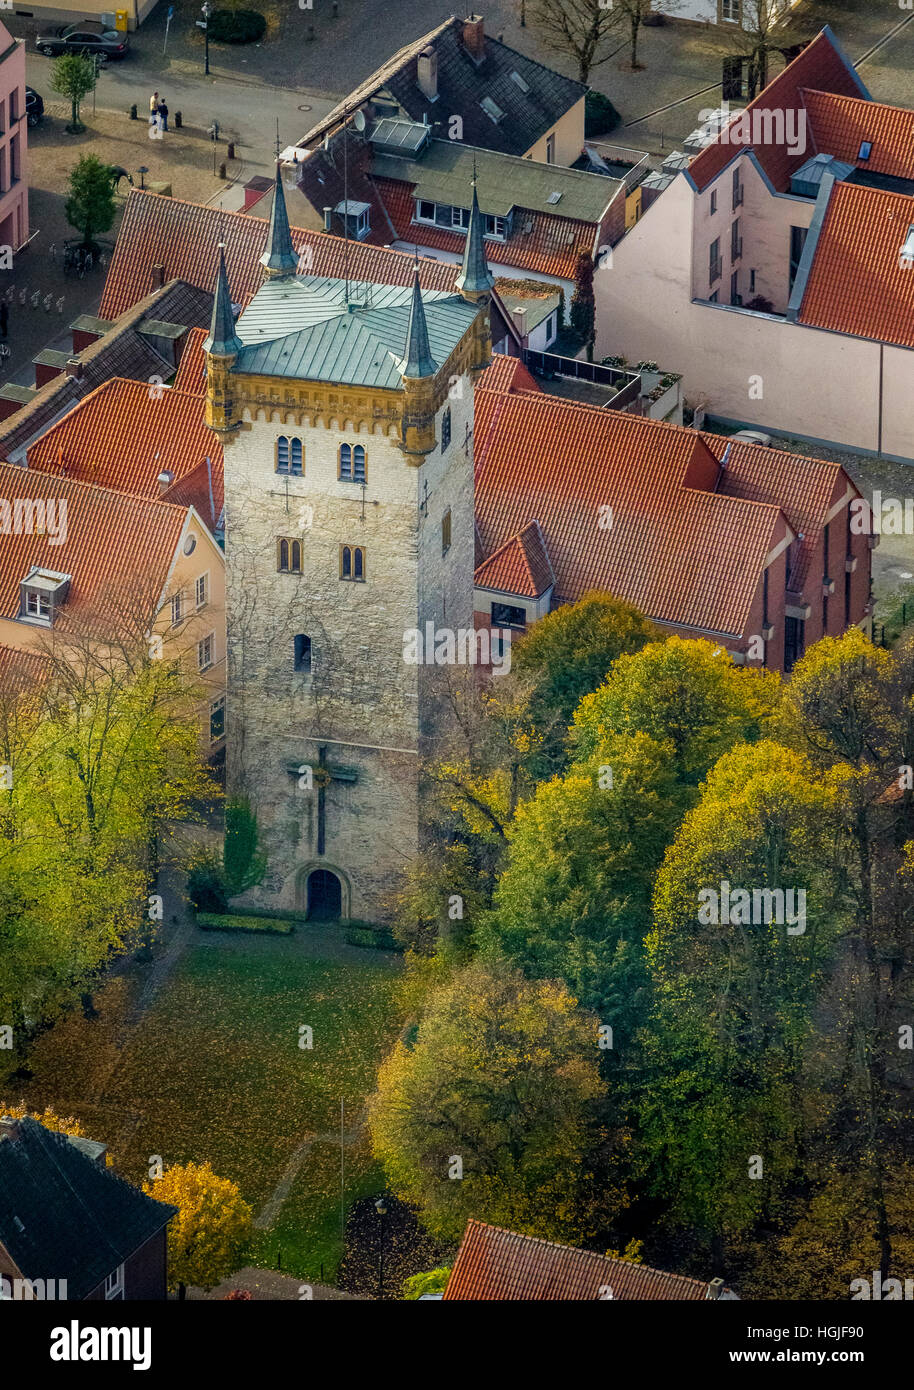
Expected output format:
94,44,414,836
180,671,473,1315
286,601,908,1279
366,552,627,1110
306,868,342,921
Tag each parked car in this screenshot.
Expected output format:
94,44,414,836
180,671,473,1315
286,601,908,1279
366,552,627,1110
731,430,773,448
36,22,129,62
25,87,44,127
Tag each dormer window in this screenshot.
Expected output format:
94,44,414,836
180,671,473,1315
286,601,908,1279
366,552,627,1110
480,96,504,124
334,200,371,241
19,566,70,627
484,214,508,241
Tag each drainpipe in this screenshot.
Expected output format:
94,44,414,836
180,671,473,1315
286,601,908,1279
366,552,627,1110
878,343,884,456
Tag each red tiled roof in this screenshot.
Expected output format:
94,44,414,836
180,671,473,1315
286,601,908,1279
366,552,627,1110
0,642,51,695
443,1221,712,1300
100,191,462,321
476,354,540,394
173,326,207,395
475,519,554,597
474,380,784,638
376,176,595,281
27,377,224,526
0,463,187,623
704,432,847,590
688,30,867,194
801,89,914,180
796,181,914,349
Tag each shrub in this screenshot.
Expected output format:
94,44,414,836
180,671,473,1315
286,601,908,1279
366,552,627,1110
187,853,228,913
585,91,621,138
207,8,266,44
196,913,293,935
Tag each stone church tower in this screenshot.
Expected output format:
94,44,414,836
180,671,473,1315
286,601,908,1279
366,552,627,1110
206,169,493,922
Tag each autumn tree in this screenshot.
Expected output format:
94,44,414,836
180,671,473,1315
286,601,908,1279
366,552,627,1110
370,963,613,1242
512,591,657,771
145,1161,252,1298
527,0,622,83
719,0,808,98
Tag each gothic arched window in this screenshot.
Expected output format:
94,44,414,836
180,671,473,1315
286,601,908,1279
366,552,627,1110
294,634,312,672
340,545,366,582
276,435,304,475
339,442,366,483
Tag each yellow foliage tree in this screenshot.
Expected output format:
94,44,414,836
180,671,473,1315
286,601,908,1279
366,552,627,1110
144,1161,252,1297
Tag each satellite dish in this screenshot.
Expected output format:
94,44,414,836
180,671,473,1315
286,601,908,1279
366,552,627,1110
353,109,366,132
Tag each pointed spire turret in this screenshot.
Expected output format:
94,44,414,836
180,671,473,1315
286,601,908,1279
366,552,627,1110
456,177,494,302
260,163,299,279
204,244,243,357
397,266,438,379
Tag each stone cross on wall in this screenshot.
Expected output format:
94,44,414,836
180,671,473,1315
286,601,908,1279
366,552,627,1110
313,744,358,856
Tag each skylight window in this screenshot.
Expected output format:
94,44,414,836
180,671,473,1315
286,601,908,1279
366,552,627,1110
480,96,504,124
546,191,562,205
858,141,872,161
901,224,914,266
510,70,529,93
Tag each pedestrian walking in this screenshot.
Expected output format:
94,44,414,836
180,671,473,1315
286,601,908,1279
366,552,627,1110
158,98,169,132
149,90,159,124
0,301,8,338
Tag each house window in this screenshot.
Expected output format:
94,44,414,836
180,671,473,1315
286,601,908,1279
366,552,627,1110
721,0,740,22
491,601,526,629
278,538,303,573
451,206,470,230
26,590,51,621
484,214,507,241
709,290,719,303
441,406,451,451
294,634,312,672
732,165,743,209
339,442,366,482
730,217,741,260
749,268,756,294
784,616,804,672
789,225,807,291
340,545,366,581
104,1265,124,1300
442,508,451,555
546,133,555,164
417,199,436,223
197,633,215,672
709,237,722,285
710,189,717,215
195,574,208,609
170,592,184,627
730,270,741,305
276,435,303,475
209,695,225,744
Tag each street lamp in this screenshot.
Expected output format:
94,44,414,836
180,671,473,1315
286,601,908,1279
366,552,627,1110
137,166,148,190
374,1196,387,1300
201,2,212,76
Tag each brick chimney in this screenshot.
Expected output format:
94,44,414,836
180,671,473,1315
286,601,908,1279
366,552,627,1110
150,264,166,290
462,15,485,63
510,306,527,340
65,358,84,380
417,45,438,100
157,469,173,494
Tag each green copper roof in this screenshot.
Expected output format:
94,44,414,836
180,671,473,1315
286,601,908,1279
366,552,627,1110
456,181,495,298
260,166,299,276
397,268,438,378
204,244,243,356
232,273,476,389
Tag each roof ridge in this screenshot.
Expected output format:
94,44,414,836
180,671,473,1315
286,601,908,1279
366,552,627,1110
7,460,193,516
462,1220,708,1289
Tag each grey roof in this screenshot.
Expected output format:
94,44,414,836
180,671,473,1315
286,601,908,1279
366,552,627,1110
498,289,561,332
456,181,495,297
298,16,586,160
233,273,476,389
205,244,244,356
791,152,855,191
0,278,212,460
0,1116,176,1300
397,267,438,377
260,166,299,276
372,139,618,223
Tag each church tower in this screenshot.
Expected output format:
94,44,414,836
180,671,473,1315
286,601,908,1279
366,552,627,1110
209,167,492,922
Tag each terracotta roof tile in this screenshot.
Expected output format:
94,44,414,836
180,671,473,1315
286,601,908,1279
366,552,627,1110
172,326,208,394
476,354,540,394
474,380,783,638
0,462,187,623
443,1221,712,1300
26,377,224,524
100,191,462,322
688,30,867,194
475,519,554,597
0,642,51,695
376,175,595,280
797,180,914,349
801,89,914,180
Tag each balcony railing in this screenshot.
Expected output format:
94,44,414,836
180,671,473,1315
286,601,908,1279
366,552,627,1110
709,258,722,284
733,185,744,208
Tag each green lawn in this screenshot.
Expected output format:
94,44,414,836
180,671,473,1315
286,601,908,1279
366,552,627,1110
10,942,400,1282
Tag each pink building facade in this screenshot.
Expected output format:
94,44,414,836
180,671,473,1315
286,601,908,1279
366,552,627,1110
0,21,27,255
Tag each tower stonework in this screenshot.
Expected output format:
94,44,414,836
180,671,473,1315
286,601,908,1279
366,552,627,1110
208,176,492,921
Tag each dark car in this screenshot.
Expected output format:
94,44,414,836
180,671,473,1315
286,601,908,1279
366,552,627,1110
25,87,43,127
36,22,129,62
